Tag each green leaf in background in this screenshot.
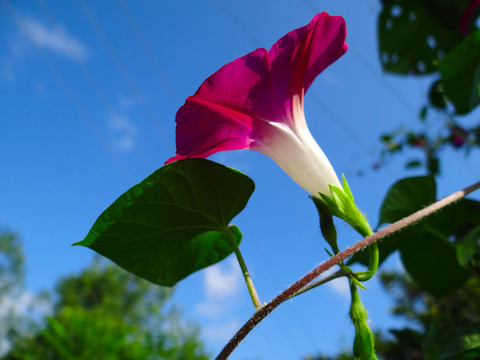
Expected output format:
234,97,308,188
440,323,480,359
456,226,480,267
348,176,435,267
349,176,480,291
378,175,436,227
405,159,422,169
348,229,413,267
399,229,470,297
429,199,480,237
438,30,480,115
75,159,255,286
378,0,465,75
428,79,447,109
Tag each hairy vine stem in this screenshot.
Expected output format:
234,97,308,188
215,179,480,360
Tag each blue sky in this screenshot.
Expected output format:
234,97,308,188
1,0,480,359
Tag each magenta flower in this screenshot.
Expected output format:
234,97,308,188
166,13,348,197
460,0,480,36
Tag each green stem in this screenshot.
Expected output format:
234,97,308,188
355,242,379,282
225,230,262,310
349,215,378,282
292,268,347,297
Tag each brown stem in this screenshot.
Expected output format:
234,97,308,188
215,180,480,360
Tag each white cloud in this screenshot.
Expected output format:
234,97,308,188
194,258,244,344
0,291,52,355
204,256,242,300
117,94,145,111
202,319,241,342
322,268,350,300
318,70,341,86
195,256,242,318
211,152,254,175
326,276,351,299
17,17,89,62
0,290,51,319
108,112,136,151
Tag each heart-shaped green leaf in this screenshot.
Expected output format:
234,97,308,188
439,30,480,115
378,175,436,227
349,176,480,273
76,159,255,286
399,229,470,297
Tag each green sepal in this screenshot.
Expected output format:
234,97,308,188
311,196,339,254
318,175,372,238
342,174,355,202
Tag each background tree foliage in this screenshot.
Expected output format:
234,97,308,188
0,226,43,357
0,226,25,355
377,0,480,175
0,234,209,360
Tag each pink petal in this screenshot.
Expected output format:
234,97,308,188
460,0,480,36
166,12,347,164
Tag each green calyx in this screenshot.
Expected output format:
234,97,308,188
318,175,373,238
315,175,379,282
311,196,339,255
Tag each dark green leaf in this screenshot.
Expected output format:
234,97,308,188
378,176,436,227
76,159,255,286
429,79,447,109
419,105,428,121
405,160,422,169
348,229,415,267
311,197,339,254
378,0,464,75
456,226,480,267
350,198,480,268
399,229,470,297
441,323,480,359
429,199,480,237
427,155,440,175
381,134,393,142
438,30,480,114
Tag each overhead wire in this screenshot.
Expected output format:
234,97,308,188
34,0,154,171
208,0,336,355
75,0,171,149
1,0,135,183
115,0,178,103
300,0,416,118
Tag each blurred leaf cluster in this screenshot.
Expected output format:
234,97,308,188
376,0,480,175
0,229,209,360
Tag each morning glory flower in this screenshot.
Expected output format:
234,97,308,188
166,12,348,198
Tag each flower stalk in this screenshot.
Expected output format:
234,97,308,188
224,229,262,310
